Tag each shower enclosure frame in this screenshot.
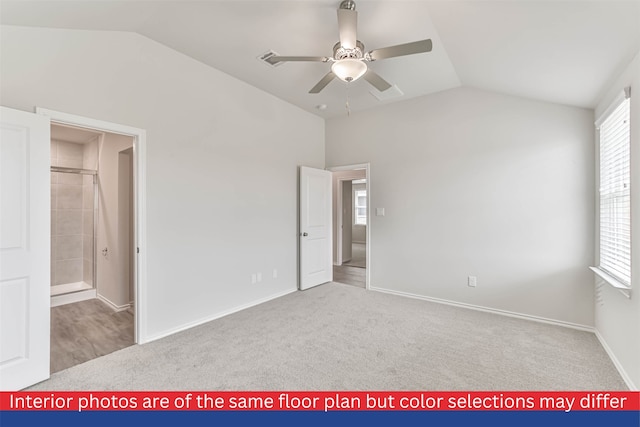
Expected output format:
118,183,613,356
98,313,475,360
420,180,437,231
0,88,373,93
50,165,98,300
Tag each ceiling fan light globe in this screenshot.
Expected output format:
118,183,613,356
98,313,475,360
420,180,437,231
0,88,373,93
331,59,367,83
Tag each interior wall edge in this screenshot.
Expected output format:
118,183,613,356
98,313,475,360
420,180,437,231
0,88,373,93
594,329,637,391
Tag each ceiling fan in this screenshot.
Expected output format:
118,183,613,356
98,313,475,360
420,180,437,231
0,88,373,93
265,0,433,94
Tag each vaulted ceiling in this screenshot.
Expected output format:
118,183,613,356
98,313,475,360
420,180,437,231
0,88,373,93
1,1,639,118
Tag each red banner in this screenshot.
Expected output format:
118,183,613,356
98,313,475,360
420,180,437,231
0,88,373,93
1,391,638,412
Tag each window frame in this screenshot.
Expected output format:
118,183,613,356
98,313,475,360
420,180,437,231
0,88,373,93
354,189,367,226
591,88,632,298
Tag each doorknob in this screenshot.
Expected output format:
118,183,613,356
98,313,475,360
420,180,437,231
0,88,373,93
301,232,308,237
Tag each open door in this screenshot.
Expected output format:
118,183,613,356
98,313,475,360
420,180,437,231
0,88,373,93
0,107,51,390
299,166,332,290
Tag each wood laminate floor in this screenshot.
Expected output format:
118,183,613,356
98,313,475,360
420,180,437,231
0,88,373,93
51,299,134,373
343,242,366,268
333,264,366,288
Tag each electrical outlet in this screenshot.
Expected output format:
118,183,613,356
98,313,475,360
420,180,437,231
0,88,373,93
468,276,477,287
273,269,278,279
257,272,262,283
251,274,257,284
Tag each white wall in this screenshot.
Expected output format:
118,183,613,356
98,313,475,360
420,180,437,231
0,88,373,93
326,87,595,327
593,50,640,389
96,133,134,309
0,25,325,340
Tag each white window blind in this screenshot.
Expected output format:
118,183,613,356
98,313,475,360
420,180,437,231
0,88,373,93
597,96,631,287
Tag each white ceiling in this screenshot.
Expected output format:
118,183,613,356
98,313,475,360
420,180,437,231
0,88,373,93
1,1,639,118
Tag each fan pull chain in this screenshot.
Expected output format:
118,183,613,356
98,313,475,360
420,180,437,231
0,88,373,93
345,83,351,117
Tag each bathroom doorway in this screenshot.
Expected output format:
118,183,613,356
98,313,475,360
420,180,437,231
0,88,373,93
47,118,139,373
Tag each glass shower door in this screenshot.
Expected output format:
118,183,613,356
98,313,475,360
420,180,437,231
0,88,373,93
51,167,97,296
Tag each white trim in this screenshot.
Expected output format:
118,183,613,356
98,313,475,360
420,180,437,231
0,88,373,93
97,294,131,312
51,281,93,296
595,329,637,390
589,266,632,298
51,289,97,307
36,108,146,137
144,288,297,343
595,87,631,128
35,107,149,344
370,286,594,332
328,163,371,290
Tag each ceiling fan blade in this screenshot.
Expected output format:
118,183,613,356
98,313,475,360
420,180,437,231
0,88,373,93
309,72,336,94
337,8,357,49
367,39,433,61
363,70,392,92
266,56,329,65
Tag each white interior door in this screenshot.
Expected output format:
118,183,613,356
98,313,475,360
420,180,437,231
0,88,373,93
0,107,50,390
299,166,332,290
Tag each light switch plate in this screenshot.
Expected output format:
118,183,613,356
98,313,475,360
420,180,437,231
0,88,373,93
376,208,385,216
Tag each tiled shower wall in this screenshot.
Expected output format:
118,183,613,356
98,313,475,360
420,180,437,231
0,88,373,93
51,138,98,288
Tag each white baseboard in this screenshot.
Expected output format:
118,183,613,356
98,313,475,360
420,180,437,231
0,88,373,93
594,330,637,390
144,287,298,343
51,289,96,307
370,286,594,332
97,294,131,312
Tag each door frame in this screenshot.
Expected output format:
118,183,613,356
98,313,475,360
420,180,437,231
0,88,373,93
328,163,370,290
36,108,149,344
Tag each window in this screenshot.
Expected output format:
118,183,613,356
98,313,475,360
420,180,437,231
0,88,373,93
592,91,631,291
354,190,367,225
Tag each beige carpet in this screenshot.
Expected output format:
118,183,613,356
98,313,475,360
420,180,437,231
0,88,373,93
29,282,626,391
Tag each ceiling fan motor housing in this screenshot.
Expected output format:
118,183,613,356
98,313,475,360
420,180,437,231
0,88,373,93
333,40,365,60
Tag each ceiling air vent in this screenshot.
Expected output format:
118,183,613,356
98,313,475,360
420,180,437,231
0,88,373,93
258,50,283,67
